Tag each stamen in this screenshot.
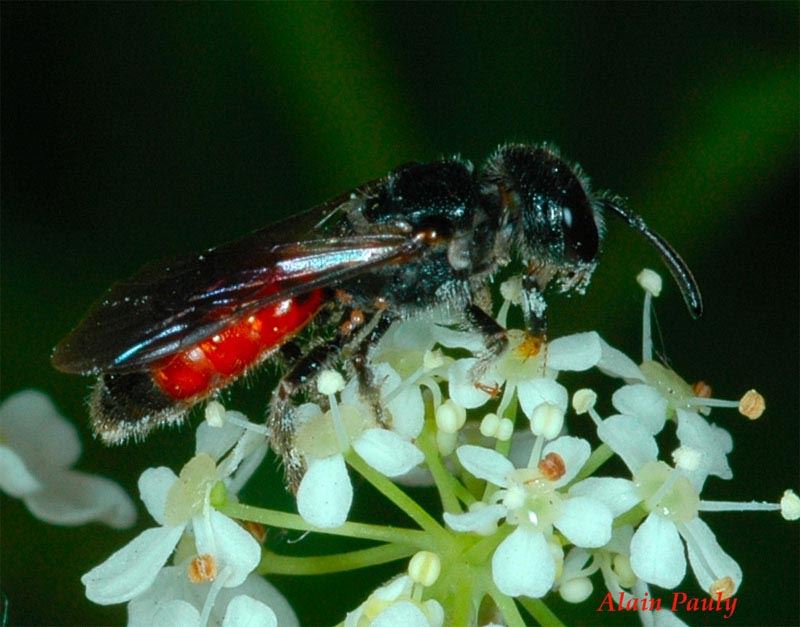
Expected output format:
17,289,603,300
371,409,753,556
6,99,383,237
692,380,713,398
709,576,735,600
780,490,800,520
637,269,662,362
738,389,765,420
698,500,780,513
530,402,564,440
408,550,441,588
538,452,566,481
204,400,226,427
496,418,514,441
188,554,217,583
571,389,597,415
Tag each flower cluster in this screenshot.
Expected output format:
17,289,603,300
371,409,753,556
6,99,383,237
3,269,798,626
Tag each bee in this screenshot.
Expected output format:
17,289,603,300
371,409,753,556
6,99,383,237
53,143,701,488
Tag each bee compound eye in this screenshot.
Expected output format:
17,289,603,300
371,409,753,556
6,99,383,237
562,203,599,263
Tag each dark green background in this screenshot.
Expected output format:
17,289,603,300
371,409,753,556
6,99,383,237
2,3,797,626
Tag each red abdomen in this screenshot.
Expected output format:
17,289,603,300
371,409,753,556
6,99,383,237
150,289,326,401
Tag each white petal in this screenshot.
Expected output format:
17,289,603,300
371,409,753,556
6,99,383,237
82,525,184,604
443,504,506,534
597,340,644,381
492,527,555,598
597,415,657,473
193,509,261,588
517,378,568,420
554,496,613,548
630,513,686,588
446,359,495,409
372,601,430,627
196,418,244,460
0,445,42,496
456,445,513,487
676,410,732,490
380,368,424,439
222,595,278,627
680,518,742,596
24,469,136,528
216,574,299,627
543,436,590,487
569,477,640,518
0,390,82,470
547,332,602,371
612,384,667,434
354,429,424,477
296,455,352,528
128,565,197,627
139,467,178,526
432,324,486,352
152,600,200,627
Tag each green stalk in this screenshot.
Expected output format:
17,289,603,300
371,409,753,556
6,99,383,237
218,501,434,548
346,451,450,543
418,421,461,514
258,543,416,576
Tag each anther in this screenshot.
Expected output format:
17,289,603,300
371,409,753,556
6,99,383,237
188,554,217,583
738,389,765,420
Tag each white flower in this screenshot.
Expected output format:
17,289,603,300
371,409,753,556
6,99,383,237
444,437,614,598
597,415,742,594
128,565,298,627
82,414,265,605
0,390,135,528
294,368,425,528
345,575,444,627
446,330,601,422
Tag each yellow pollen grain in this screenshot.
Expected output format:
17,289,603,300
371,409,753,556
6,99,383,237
538,452,566,481
242,520,267,544
515,334,543,360
738,389,765,420
692,380,713,398
188,554,217,583
709,576,735,600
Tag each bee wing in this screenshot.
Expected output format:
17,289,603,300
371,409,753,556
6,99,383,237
52,219,421,374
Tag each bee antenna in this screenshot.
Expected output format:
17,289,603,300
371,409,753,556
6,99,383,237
599,198,703,319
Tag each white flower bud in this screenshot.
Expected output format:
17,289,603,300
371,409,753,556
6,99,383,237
496,418,514,442
436,400,466,434
559,577,593,604
637,268,662,297
408,551,441,587
479,413,500,437
204,400,226,427
317,370,345,396
530,402,564,439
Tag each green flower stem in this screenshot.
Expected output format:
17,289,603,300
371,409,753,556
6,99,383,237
518,596,566,627
446,563,477,627
449,473,478,507
488,583,527,627
418,420,461,514
345,450,450,543
483,396,518,502
570,443,613,485
218,501,434,548
258,543,416,576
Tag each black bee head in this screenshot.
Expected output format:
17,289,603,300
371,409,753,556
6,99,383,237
480,143,604,294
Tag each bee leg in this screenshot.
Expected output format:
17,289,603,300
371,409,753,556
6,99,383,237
349,313,394,427
268,308,363,493
466,303,509,380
